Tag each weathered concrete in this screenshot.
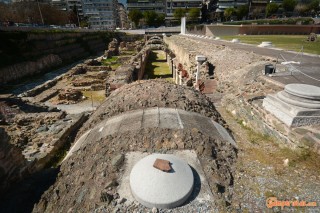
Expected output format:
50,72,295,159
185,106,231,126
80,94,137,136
130,154,194,209
118,150,215,211
263,84,320,127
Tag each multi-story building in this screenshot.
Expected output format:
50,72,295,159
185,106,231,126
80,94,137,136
82,0,118,29
216,0,249,11
66,0,84,18
127,0,166,14
117,3,129,29
51,0,67,11
166,0,203,22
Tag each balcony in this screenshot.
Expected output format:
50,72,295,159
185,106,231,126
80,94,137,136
251,0,268,3
127,2,165,6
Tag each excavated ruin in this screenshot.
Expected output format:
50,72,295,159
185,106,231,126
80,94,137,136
33,80,237,212
79,79,228,137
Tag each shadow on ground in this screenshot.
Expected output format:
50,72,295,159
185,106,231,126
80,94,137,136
0,167,59,213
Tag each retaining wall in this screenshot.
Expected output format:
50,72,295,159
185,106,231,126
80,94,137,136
0,31,117,84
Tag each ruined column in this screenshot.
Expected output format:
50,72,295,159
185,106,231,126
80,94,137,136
181,17,186,35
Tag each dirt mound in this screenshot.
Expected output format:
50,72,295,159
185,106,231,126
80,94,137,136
78,79,226,138
33,128,237,212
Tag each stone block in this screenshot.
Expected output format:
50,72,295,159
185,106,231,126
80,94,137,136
263,84,320,127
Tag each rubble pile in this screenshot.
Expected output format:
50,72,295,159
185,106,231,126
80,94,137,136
104,38,119,58
57,89,84,104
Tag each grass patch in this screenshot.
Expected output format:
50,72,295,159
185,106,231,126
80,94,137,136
221,35,320,55
82,90,106,103
240,124,320,174
101,56,120,70
145,50,172,80
101,56,119,63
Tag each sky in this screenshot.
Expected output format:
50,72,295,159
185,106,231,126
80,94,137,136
119,0,127,7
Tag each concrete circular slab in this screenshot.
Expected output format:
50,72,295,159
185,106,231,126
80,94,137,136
285,84,320,100
130,154,194,209
258,41,273,47
277,91,320,109
231,38,240,43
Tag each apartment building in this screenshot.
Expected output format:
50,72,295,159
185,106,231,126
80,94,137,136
166,0,203,20
82,0,118,29
127,0,166,14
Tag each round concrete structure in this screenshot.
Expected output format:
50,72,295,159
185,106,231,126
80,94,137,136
231,38,240,43
130,154,194,209
258,41,273,47
277,91,320,109
285,84,320,100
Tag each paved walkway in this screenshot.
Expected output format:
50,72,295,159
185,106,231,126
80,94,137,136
185,35,320,87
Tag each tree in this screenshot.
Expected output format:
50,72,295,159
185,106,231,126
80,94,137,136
173,8,187,21
128,9,143,28
142,11,165,27
266,3,279,17
236,5,249,20
143,11,158,27
252,7,263,19
282,0,298,12
155,14,165,26
188,8,200,21
294,4,308,16
224,8,235,21
308,0,320,15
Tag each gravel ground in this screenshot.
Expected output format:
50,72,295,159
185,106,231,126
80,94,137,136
219,107,320,212
33,128,237,213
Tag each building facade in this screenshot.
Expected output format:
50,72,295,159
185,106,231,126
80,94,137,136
166,0,203,20
82,0,118,29
127,0,166,14
117,3,129,29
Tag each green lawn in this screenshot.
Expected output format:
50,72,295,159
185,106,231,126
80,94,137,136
221,35,320,55
145,51,172,80
101,56,120,70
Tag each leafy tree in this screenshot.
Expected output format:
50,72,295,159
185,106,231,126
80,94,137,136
224,8,235,21
80,16,89,28
282,0,298,12
294,3,308,16
266,3,279,17
128,9,143,28
143,11,158,26
252,7,263,19
308,0,320,15
155,13,165,26
69,4,80,26
236,5,249,20
173,8,187,20
188,8,200,21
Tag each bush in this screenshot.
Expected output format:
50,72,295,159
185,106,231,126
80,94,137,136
223,17,314,25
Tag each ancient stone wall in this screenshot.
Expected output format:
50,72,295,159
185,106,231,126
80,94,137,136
0,127,29,194
0,31,118,84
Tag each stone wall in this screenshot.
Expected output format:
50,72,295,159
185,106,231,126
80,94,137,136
0,31,118,84
0,127,29,194
164,36,210,86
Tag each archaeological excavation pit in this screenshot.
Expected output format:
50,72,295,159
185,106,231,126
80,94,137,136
33,80,237,212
